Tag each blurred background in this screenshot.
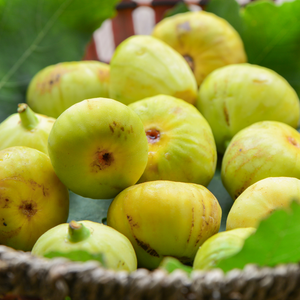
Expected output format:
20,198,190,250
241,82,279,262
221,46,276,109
88,0,292,63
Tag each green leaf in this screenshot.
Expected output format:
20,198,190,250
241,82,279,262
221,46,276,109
216,201,300,273
67,191,113,224
0,0,120,122
159,256,193,275
206,0,244,35
207,0,300,97
164,2,190,19
44,249,107,266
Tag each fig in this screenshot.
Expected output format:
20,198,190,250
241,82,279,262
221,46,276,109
193,227,256,270
226,177,300,230
221,121,300,200
107,180,222,270
0,146,69,251
32,220,137,272
109,35,198,105
0,103,55,155
151,11,247,86
196,64,300,153
48,97,149,199
26,60,110,118
129,94,217,186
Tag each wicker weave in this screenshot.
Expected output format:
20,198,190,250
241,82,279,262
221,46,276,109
1,245,300,300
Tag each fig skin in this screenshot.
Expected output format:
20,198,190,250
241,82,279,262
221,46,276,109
193,227,255,270
129,94,217,186
221,121,300,200
26,60,110,118
109,35,198,105
0,146,69,251
196,64,300,153
48,97,149,200
107,180,222,270
227,177,300,230
0,103,55,155
32,220,137,272
151,11,247,86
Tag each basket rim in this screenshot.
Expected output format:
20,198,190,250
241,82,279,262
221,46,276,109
1,245,300,300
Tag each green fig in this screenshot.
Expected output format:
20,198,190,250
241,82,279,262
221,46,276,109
32,220,137,272
226,177,300,230
196,64,300,153
193,227,256,270
152,11,247,86
26,60,110,118
48,97,149,199
107,180,222,270
109,35,198,105
129,94,217,186
0,146,69,251
0,103,55,155
221,121,300,200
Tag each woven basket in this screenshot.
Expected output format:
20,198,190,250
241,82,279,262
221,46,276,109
1,1,298,300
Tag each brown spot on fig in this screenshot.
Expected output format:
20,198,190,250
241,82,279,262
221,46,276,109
127,215,139,228
183,55,195,72
130,125,134,133
91,149,114,171
187,207,195,243
3,222,7,226
173,256,192,264
135,238,159,257
109,125,114,133
288,136,300,148
19,201,37,218
0,226,22,242
113,121,117,126
223,103,230,126
120,126,124,131
2,198,10,209
146,128,160,144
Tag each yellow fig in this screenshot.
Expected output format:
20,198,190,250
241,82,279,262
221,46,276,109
107,180,222,270
26,60,110,118
32,220,137,272
129,94,217,186
152,11,247,86
193,227,256,270
0,146,69,251
109,35,198,105
0,103,55,155
226,177,300,230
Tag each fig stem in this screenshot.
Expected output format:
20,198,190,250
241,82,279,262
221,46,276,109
18,103,39,130
68,220,91,243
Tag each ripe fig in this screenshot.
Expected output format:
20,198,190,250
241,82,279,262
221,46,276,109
26,60,110,118
226,177,300,230
48,97,149,199
151,11,247,86
0,103,55,155
32,220,137,272
196,64,300,153
0,146,69,251
129,94,217,186
193,227,256,270
107,180,222,270
109,35,198,105
221,121,300,200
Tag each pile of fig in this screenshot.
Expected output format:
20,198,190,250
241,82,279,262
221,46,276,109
1,9,300,274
